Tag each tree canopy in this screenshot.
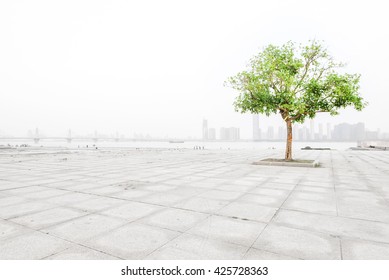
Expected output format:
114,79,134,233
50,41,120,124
226,41,366,123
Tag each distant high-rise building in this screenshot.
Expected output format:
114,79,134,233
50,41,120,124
354,122,365,141
220,127,240,141
365,130,378,140
208,128,216,140
278,126,286,140
309,120,315,140
327,123,331,140
267,126,274,140
318,123,323,140
252,114,260,140
302,126,309,141
333,123,366,141
202,119,208,140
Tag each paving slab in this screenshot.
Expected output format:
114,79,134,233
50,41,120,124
0,219,32,241
44,245,120,260
101,201,164,221
243,248,297,260
187,215,266,247
68,197,127,212
0,231,72,260
10,207,87,230
0,201,57,220
147,233,248,260
197,190,244,201
0,195,30,208
283,191,337,216
237,193,286,208
175,197,229,214
84,222,180,259
43,214,128,243
342,239,389,260
253,224,341,260
274,209,389,244
138,208,209,232
217,201,278,223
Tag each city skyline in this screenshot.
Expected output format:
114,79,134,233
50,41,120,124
0,118,387,142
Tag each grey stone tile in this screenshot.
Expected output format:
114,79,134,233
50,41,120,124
10,207,87,230
0,231,72,260
253,224,341,260
0,181,27,191
342,239,389,260
295,185,335,194
101,201,164,221
139,208,208,232
218,201,278,223
0,195,30,207
175,197,229,214
141,184,178,192
45,245,119,260
197,190,243,201
248,187,290,198
216,184,255,193
110,189,153,200
83,186,123,195
299,180,333,188
3,186,49,196
283,191,337,216
69,197,126,212
244,248,297,260
0,219,31,241
58,182,102,191
274,209,389,244
260,182,296,191
43,214,127,243
237,193,286,208
48,192,97,205
337,197,389,223
145,246,204,259
85,223,180,259
20,189,70,199
148,233,248,260
137,193,187,206
165,187,206,197
187,215,266,246
0,201,56,219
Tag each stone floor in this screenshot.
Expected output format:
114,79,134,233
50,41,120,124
0,147,389,260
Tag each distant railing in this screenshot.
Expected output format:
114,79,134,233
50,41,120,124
358,140,389,149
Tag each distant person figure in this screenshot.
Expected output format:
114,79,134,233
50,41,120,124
86,145,88,148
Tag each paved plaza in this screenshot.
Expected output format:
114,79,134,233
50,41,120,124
1,147,389,260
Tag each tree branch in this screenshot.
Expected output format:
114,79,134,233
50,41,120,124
292,49,321,93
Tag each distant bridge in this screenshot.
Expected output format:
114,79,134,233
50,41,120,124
0,128,191,144
0,137,190,144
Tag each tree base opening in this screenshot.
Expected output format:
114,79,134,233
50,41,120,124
253,158,320,168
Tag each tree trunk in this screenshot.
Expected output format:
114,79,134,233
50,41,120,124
285,119,293,161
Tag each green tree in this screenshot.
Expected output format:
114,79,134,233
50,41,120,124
225,41,366,160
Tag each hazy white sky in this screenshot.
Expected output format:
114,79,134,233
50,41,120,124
1,0,388,138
